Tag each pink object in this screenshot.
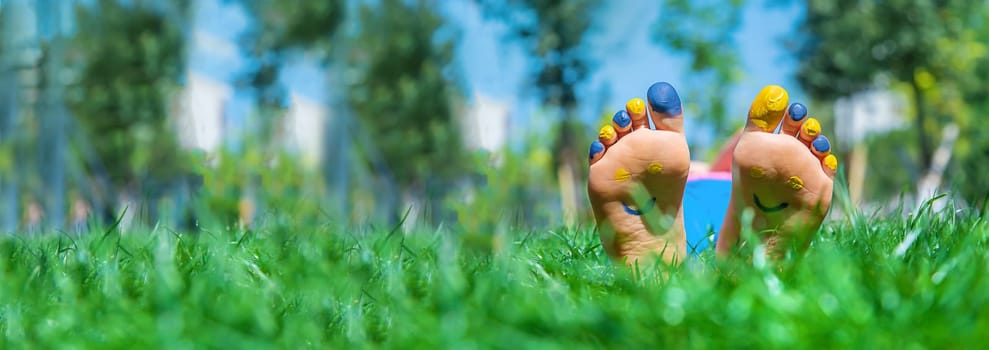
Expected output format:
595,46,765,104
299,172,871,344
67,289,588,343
687,171,732,182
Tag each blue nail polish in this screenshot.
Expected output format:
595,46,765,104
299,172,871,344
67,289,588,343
647,82,682,115
612,110,631,128
812,135,831,153
589,141,605,159
789,103,808,121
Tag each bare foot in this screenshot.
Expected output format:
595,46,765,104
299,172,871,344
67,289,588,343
716,85,837,258
588,82,691,266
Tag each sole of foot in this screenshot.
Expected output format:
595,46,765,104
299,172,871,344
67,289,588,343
588,82,691,267
716,85,837,258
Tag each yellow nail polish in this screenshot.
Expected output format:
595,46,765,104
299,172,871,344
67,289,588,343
802,118,821,138
626,98,646,115
786,176,804,190
599,125,616,140
614,168,631,182
750,166,766,179
647,163,663,174
824,154,838,171
748,85,788,132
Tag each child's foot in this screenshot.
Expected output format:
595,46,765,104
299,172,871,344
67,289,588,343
716,85,837,258
588,82,691,266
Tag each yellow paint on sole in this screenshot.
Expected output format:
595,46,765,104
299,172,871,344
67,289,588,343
647,163,663,174
614,168,631,182
748,85,789,132
824,154,838,171
786,176,804,190
626,98,646,115
599,125,616,140
802,118,821,138
750,166,766,179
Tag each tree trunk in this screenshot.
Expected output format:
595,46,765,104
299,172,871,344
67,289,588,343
911,81,933,172
557,114,580,227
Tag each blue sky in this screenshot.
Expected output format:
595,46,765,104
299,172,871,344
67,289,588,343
190,0,806,152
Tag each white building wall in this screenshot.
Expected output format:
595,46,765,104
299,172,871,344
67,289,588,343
463,93,510,152
176,71,230,153
284,92,327,168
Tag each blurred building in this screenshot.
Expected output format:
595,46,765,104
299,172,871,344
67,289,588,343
462,93,510,152
833,89,907,150
175,71,230,153
283,92,328,168
179,28,329,168
833,89,907,207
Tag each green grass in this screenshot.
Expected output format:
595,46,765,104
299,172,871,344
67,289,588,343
2,201,989,349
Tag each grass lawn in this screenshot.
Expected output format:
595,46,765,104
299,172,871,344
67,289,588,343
1,201,988,348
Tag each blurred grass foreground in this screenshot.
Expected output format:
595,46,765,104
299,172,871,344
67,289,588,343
1,0,989,347
2,196,989,347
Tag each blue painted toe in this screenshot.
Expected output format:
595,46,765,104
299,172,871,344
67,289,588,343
589,141,605,159
789,103,808,121
646,82,682,116
612,110,631,128
812,135,831,153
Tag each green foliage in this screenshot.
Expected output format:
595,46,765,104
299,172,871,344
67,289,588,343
1,201,988,347
796,1,987,159
796,0,989,203
67,0,192,190
448,140,560,251
347,0,466,194
654,0,746,145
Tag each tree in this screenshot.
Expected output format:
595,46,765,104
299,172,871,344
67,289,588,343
67,0,193,222
794,0,989,203
233,0,344,149
346,0,467,224
477,0,601,225
653,0,746,150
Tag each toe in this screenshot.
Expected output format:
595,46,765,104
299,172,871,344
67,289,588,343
612,110,633,137
746,85,789,133
599,124,618,146
646,82,684,133
810,135,831,158
822,153,838,178
589,140,606,165
781,103,808,136
797,117,822,146
625,98,649,130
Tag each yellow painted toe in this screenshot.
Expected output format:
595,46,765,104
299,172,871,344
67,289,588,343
748,85,789,132
802,118,821,138
824,154,838,171
599,125,616,140
626,98,646,115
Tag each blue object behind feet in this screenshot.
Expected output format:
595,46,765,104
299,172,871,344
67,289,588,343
682,177,732,254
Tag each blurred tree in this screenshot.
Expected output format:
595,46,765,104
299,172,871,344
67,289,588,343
231,0,345,225
67,0,193,222
654,0,746,150
233,0,344,149
347,0,466,224
477,0,601,225
795,0,989,203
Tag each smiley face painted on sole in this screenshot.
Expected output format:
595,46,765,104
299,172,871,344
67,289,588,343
717,85,837,258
